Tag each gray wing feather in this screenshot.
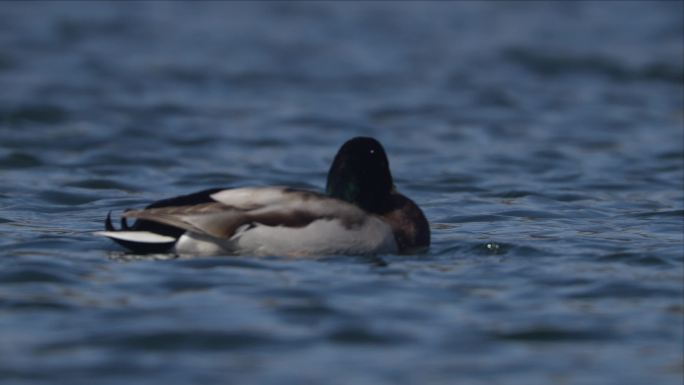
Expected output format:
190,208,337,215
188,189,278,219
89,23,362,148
122,188,367,239
123,203,248,238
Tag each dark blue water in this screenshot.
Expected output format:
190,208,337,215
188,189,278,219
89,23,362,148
1,2,682,384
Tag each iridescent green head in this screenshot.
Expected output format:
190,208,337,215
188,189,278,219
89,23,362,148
326,137,394,214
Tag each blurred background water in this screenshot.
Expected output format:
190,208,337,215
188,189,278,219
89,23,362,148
0,1,682,384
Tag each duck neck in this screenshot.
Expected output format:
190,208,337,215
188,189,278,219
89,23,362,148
326,179,392,214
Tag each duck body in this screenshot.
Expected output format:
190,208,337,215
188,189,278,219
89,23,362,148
97,137,430,256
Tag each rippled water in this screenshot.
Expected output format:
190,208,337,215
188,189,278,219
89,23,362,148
1,2,682,385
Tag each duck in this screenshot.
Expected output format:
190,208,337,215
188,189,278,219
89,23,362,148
95,137,430,256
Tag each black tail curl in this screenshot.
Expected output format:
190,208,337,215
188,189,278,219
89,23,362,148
105,211,115,231
102,187,224,254
103,210,177,254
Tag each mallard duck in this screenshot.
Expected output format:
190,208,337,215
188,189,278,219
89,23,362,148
96,137,430,256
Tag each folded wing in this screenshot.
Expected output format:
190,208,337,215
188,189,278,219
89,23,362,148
98,187,370,253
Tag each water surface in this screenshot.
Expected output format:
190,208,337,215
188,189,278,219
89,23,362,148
1,2,682,385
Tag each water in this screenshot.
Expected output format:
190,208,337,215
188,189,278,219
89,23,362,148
1,2,682,384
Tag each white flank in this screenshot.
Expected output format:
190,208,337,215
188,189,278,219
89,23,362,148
93,231,175,243
230,217,397,256
175,233,228,256
173,217,397,257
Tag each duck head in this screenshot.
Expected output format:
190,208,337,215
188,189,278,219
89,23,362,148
326,137,394,214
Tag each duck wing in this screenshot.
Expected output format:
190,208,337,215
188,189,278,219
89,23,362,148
122,202,248,239
97,187,373,254
121,187,367,240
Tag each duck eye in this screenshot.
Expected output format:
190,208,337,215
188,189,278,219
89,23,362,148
369,149,375,155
